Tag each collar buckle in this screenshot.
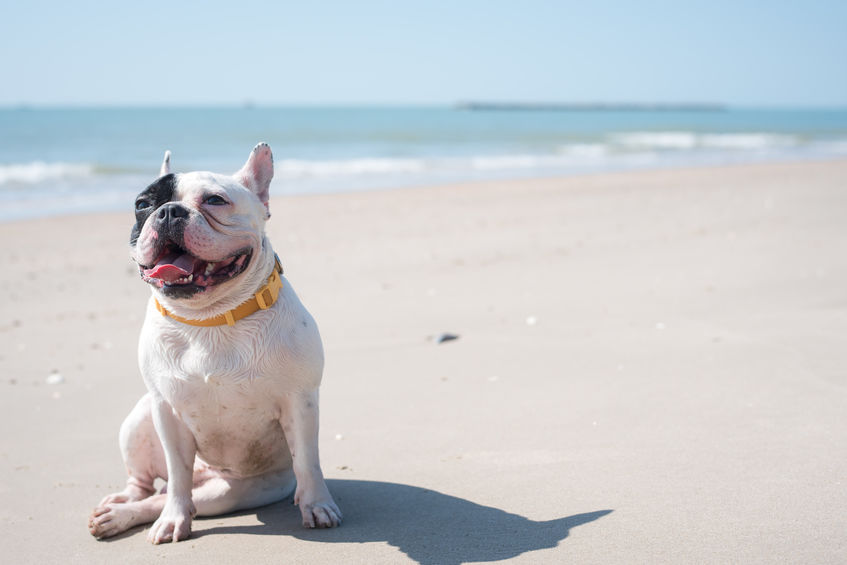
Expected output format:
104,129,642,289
255,269,282,310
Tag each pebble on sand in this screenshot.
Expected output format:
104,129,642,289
46,372,65,385
434,333,459,344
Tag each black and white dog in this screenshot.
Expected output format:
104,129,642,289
89,143,341,543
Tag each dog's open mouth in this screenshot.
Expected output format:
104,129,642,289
139,244,252,290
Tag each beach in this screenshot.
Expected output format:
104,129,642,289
1,159,846,563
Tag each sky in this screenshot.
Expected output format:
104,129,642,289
1,0,845,107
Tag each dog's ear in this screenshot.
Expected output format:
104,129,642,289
235,142,273,212
159,150,172,176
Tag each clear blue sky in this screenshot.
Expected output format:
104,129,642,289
2,0,845,107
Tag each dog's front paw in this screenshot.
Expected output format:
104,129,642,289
147,498,195,544
299,498,343,529
295,484,342,528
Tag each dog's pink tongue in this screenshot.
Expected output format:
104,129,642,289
144,253,199,283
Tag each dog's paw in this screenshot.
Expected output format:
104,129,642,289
299,498,342,528
89,503,137,539
295,484,342,528
146,499,195,544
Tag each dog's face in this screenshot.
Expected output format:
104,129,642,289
130,143,274,305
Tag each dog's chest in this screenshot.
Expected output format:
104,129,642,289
140,288,323,397
137,292,323,473
146,322,277,397
144,326,293,473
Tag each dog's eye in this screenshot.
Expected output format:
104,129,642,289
135,200,151,211
204,195,228,206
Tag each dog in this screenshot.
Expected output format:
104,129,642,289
88,143,341,543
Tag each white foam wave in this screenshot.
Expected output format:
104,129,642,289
699,133,797,149
0,161,95,186
611,131,798,151
556,143,610,158
277,158,425,178
817,139,847,154
613,132,699,150
470,155,548,170
282,151,644,177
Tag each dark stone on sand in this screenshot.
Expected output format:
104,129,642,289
434,333,459,344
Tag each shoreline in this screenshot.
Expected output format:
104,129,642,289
2,158,847,563
3,155,847,226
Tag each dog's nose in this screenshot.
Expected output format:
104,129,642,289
156,203,189,223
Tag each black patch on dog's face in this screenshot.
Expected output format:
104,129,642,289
130,174,177,246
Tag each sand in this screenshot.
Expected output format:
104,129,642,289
1,159,846,564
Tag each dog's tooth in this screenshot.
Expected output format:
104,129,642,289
205,263,216,275
188,274,193,282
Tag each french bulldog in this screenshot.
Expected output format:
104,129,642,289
88,143,341,543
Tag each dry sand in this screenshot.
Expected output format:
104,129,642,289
1,160,846,564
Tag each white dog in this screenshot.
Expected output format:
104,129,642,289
89,143,341,543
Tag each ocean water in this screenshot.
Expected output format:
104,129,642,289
1,106,847,221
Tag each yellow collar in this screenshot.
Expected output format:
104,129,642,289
153,255,283,327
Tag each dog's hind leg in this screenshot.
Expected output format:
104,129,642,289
89,468,296,540
89,493,167,539
190,465,297,517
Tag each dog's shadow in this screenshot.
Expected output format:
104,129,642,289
196,479,612,564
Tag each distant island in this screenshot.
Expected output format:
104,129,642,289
456,102,727,112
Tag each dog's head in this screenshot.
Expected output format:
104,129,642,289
130,143,275,315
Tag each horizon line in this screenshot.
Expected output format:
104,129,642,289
2,101,847,111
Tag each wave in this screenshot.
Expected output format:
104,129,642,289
610,131,798,151
470,155,551,170
0,161,95,186
2,132,844,195
280,152,617,176
557,143,610,158
699,133,797,149
277,158,426,178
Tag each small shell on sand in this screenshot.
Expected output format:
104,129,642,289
46,372,65,385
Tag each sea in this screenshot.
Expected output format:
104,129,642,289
1,106,847,221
